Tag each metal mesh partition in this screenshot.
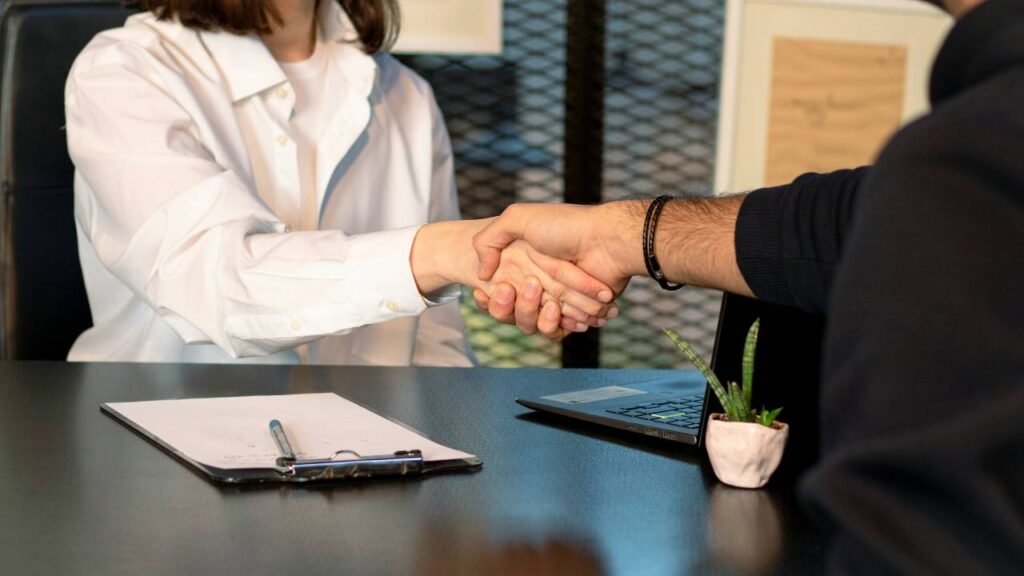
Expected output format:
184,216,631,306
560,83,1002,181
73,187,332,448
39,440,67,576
401,0,724,368
600,0,725,367
400,2,568,367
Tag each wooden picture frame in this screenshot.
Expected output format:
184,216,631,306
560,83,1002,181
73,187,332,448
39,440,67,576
393,0,503,55
713,0,951,193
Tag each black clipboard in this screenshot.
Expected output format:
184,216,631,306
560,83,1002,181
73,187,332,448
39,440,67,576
101,395,482,484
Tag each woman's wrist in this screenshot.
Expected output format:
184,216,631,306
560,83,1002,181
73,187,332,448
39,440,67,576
410,220,488,295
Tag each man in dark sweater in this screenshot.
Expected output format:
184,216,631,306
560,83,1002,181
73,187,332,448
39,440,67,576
473,0,1024,572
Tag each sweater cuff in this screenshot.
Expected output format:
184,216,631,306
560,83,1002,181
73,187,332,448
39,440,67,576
735,185,795,307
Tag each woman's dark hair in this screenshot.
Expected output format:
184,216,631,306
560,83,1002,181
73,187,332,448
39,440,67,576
128,0,400,54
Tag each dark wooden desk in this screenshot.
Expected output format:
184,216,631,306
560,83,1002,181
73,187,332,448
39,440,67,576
0,362,828,575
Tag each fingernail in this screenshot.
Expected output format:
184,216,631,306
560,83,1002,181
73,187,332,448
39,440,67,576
575,322,587,332
524,279,541,299
544,304,560,320
598,290,613,303
495,284,515,305
595,318,607,328
607,306,620,319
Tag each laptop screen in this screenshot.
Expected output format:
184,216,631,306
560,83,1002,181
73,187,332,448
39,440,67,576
709,293,825,477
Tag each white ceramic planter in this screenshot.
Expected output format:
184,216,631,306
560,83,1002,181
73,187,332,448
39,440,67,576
705,413,789,489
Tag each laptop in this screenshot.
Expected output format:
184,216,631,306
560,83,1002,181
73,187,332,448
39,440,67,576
517,372,710,444
516,293,826,450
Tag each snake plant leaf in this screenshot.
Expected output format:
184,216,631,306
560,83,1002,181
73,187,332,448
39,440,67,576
725,381,742,421
756,406,783,427
664,322,780,428
729,381,752,422
663,328,730,413
742,319,760,408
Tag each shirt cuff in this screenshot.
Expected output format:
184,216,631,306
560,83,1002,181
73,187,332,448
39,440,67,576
345,226,431,319
421,285,461,307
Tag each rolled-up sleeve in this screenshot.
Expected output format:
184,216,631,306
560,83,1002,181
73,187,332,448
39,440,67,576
734,167,869,313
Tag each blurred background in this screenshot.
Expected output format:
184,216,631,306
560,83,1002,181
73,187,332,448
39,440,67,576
399,0,725,369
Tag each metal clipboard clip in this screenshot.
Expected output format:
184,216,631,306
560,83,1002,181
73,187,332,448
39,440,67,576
276,449,424,481
269,419,424,481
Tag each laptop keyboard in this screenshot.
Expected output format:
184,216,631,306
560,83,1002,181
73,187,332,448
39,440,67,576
605,395,704,430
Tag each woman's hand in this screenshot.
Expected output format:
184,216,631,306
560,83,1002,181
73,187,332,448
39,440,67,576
410,219,616,339
484,242,618,339
471,278,620,340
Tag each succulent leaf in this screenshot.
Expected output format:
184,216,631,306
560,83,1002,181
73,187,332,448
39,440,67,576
665,322,780,428
729,381,752,422
757,406,783,427
664,328,730,413
742,319,759,407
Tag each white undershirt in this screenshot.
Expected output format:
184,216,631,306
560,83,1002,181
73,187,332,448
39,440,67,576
277,36,330,232
277,37,330,364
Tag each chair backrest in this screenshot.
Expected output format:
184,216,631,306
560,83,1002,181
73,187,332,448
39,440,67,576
0,0,134,359
710,292,826,478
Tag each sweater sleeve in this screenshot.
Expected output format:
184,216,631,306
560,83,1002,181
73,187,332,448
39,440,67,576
734,167,869,313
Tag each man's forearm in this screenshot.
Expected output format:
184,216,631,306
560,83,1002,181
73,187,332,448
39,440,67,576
658,195,753,296
602,195,754,296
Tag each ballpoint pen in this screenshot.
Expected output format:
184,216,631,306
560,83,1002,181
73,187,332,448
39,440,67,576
269,419,297,465
268,418,425,479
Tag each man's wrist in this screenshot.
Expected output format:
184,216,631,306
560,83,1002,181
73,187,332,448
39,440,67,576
598,200,648,278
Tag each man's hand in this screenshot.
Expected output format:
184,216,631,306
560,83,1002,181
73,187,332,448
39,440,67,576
471,196,755,337
483,241,616,339
474,202,645,292
410,218,618,340
471,202,646,337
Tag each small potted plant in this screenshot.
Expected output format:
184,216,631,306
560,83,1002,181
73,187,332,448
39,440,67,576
664,319,787,489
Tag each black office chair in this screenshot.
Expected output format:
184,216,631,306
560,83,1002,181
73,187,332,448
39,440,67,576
710,292,826,478
0,0,134,359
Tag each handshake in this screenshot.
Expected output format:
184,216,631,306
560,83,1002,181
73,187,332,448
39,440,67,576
410,196,751,341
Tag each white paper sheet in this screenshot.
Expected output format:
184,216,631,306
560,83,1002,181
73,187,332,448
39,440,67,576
105,393,474,469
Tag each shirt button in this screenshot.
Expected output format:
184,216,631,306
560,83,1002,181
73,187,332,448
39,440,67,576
276,86,289,99
276,133,288,147
290,319,302,332
386,299,400,313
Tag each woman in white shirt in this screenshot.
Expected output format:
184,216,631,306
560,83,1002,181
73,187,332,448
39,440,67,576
65,0,613,365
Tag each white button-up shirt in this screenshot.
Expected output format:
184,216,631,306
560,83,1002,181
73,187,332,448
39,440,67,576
65,2,472,366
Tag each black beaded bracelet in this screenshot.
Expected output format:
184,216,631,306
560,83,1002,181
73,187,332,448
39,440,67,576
643,195,684,291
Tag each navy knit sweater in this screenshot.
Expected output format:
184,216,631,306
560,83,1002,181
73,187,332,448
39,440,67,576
734,0,1024,572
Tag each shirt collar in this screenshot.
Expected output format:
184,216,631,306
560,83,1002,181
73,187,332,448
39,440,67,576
318,0,378,100
174,0,374,103
198,28,286,102
929,0,1024,105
